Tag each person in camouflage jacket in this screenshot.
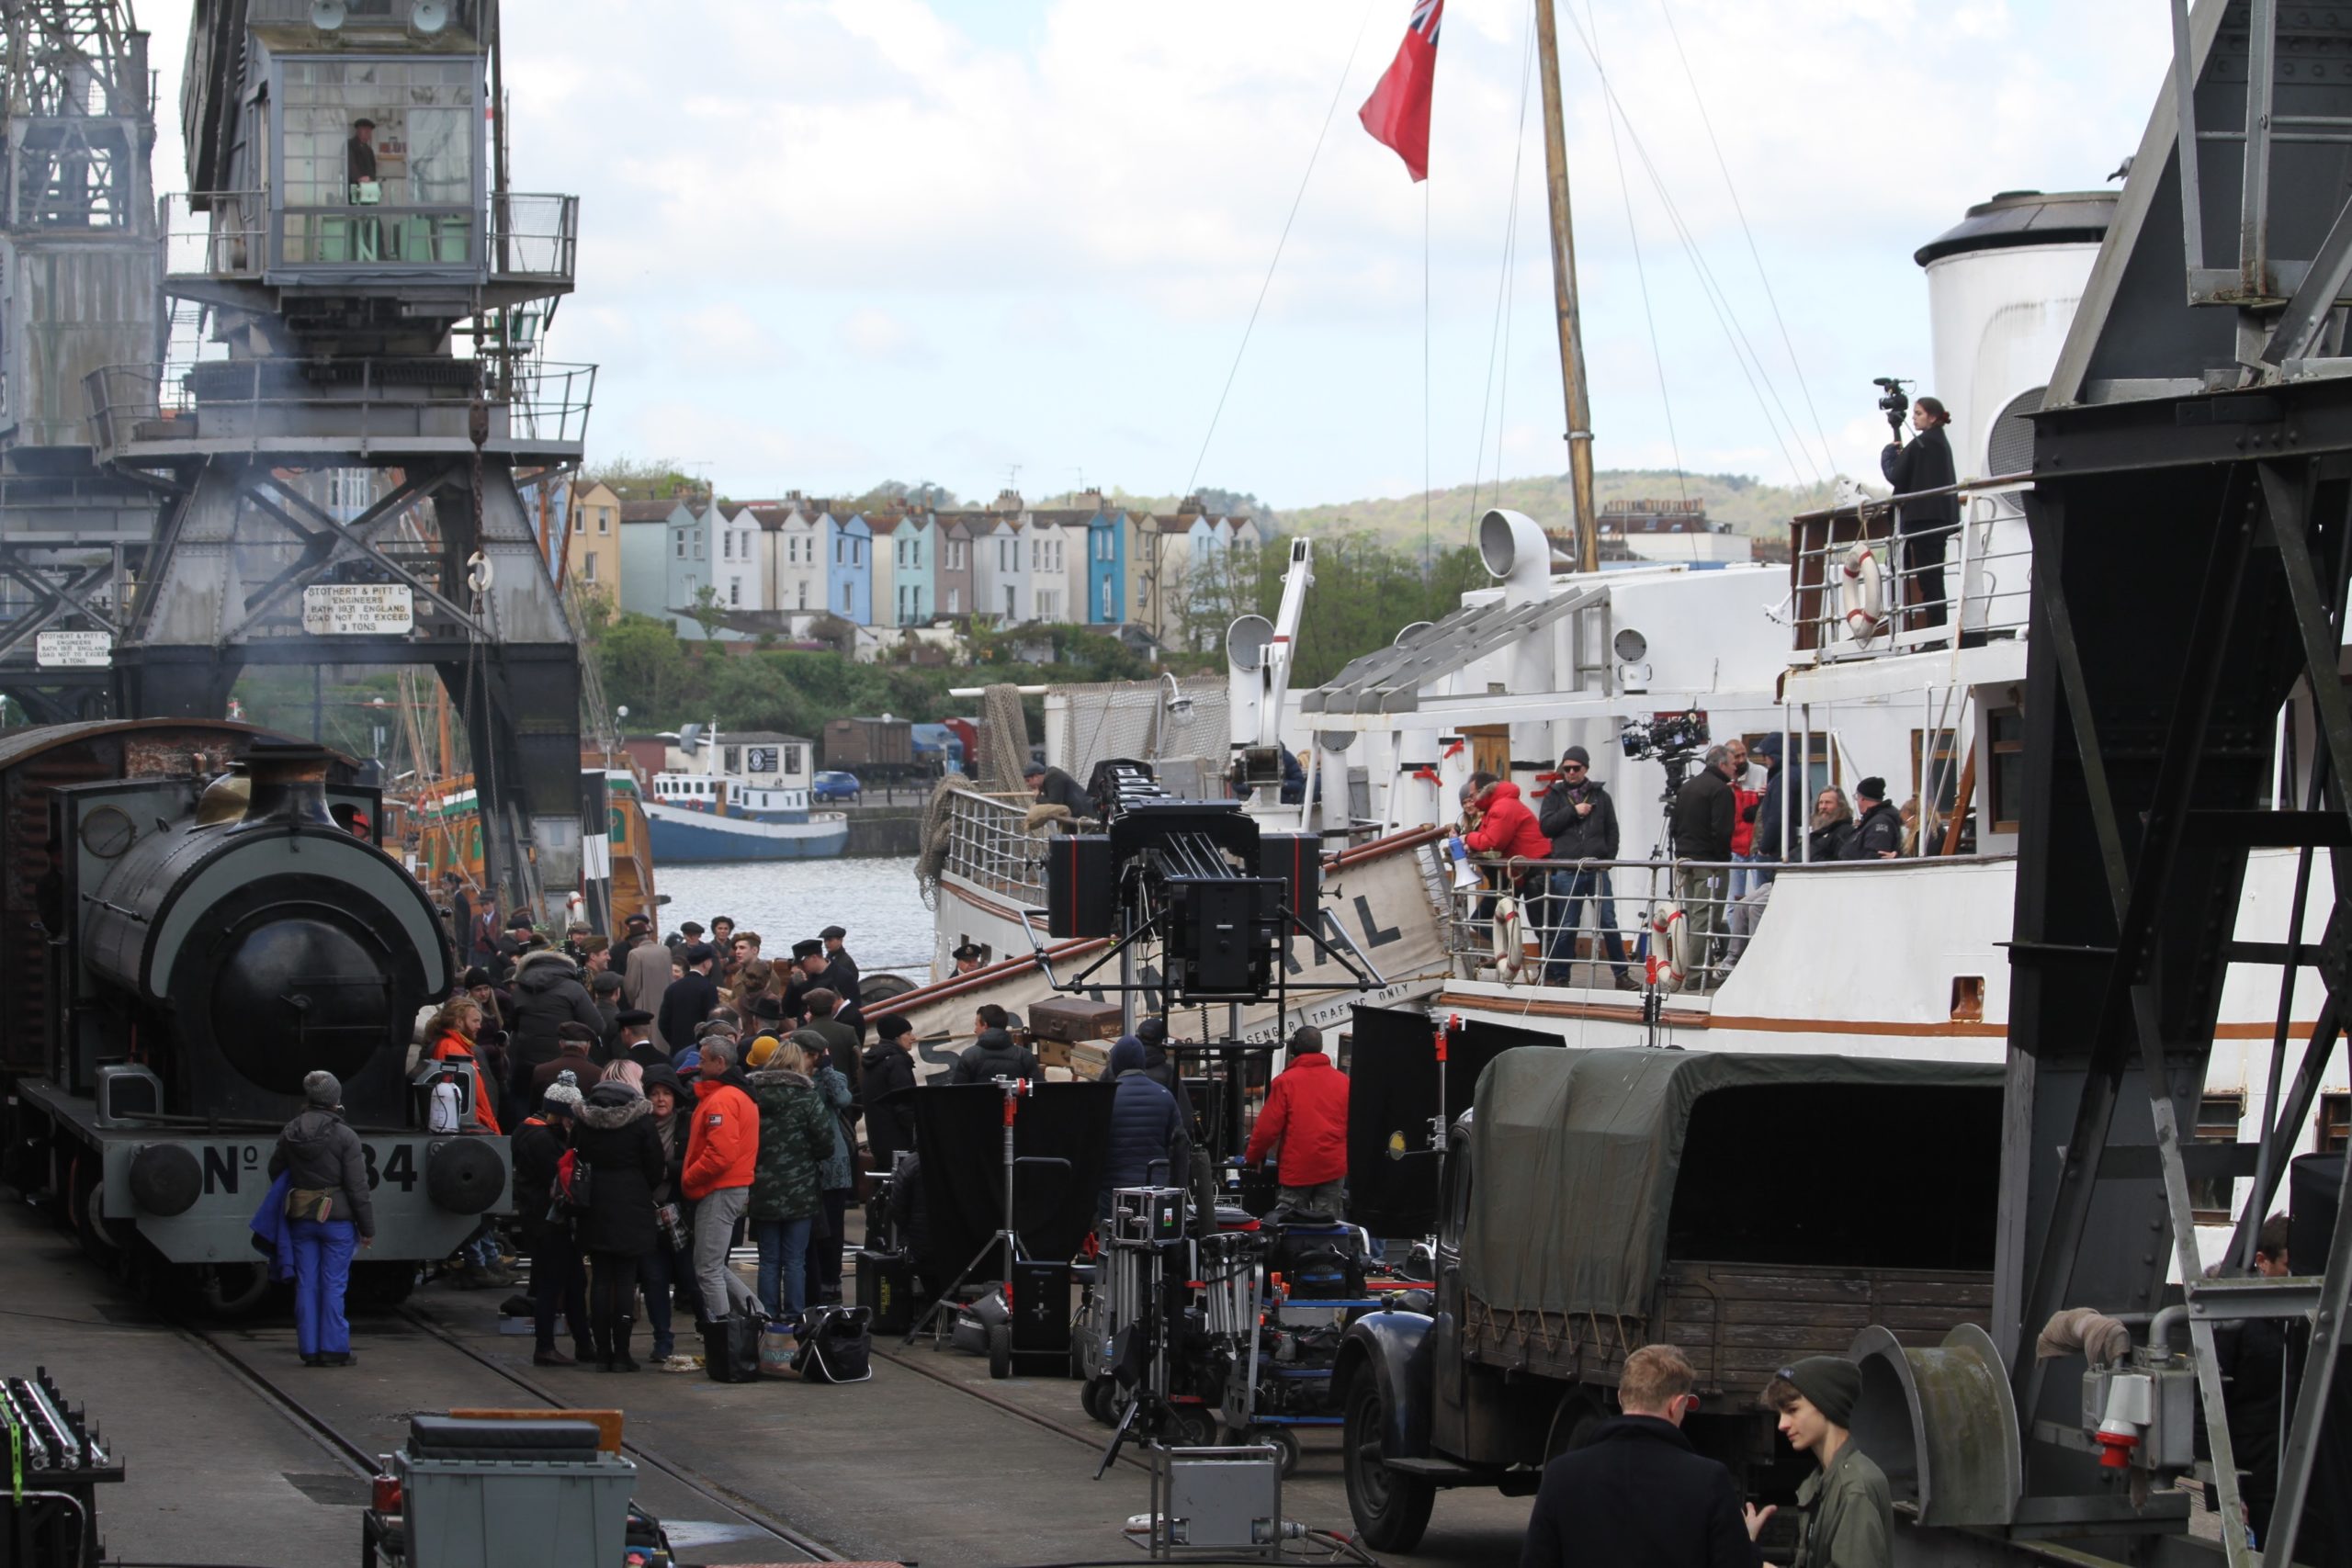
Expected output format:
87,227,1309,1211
744,1046,834,1319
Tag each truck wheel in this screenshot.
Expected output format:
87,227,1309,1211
1343,1374,1434,1551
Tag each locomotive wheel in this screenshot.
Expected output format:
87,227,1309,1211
181,1261,274,1319
1344,1372,1434,1551
347,1260,419,1310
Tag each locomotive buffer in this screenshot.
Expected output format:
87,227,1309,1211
88,0,593,908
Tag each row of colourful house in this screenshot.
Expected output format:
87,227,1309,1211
565,484,1264,645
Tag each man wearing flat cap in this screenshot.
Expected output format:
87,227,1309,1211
1765,1357,1893,1567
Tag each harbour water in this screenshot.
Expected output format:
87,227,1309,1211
652,854,935,981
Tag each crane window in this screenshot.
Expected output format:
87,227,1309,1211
278,59,479,265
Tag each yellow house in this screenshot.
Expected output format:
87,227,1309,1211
567,480,623,610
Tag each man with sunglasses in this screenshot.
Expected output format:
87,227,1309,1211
1538,746,1636,990
1519,1343,1772,1567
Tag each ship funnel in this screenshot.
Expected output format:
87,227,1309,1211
1480,509,1551,606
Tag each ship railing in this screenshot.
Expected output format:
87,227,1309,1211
1443,853,1946,992
163,191,267,278
1790,474,2034,661
940,786,1049,900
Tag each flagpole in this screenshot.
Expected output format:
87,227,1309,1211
1532,0,1599,573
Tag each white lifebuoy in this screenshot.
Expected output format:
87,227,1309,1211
1838,542,1886,647
1647,900,1695,992
466,551,494,593
1490,890,1529,983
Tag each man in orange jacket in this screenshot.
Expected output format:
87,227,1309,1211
684,1038,760,1324
1245,1026,1350,1213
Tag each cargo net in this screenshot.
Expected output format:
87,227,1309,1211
1057,677,1228,799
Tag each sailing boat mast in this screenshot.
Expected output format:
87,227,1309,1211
1532,0,1599,572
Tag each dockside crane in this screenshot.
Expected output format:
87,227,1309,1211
86,0,593,912
0,0,162,721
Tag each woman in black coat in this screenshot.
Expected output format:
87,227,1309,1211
1880,395,1961,630
568,1078,666,1371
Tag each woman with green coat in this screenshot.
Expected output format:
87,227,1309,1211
742,1035,835,1320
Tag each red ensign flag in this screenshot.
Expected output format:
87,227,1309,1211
1359,0,1444,182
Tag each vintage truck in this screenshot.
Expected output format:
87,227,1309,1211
1335,1046,2002,1551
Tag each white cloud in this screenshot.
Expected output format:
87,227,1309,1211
134,0,2176,510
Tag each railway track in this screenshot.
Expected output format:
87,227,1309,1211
175,1310,842,1564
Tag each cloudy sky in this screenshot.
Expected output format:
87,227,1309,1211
141,2,2170,513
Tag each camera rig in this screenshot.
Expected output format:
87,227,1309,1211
1032,758,1382,1012
1619,708,1712,802
1873,374,1913,434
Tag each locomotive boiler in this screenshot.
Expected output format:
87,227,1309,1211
0,722,507,1312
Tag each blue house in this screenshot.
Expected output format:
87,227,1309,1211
1087,506,1128,625
823,511,873,625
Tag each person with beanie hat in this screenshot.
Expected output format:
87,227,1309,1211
1100,1036,1188,1220
1244,1027,1350,1213
269,1070,374,1366
570,1077,664,1370
1765,1357,1892,1567
512,1074,593,1366
1537,744,1634,991
1841,777,1904,863
861,1013,921,1174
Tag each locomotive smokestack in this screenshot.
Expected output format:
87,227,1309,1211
238,740,336,829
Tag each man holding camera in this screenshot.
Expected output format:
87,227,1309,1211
1880,394,1960,635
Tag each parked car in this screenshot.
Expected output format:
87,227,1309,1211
813,771,862,803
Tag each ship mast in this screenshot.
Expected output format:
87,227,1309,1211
1532,0,1599,573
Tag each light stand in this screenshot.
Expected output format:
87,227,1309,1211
903,1076,1054,1347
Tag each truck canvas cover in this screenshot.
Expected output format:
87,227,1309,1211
1462,1047,2002,1319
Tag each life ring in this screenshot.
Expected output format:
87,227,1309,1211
1838,542,1886,647
1646,900,1694,992
466,551,494,593
1490,890,1529,983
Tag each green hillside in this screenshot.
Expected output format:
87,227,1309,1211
1274,469,1851,549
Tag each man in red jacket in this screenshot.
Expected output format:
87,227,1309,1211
1246,1026,1350,1213
684,1039,760,1324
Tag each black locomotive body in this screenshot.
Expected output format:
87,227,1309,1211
0,721,506,1308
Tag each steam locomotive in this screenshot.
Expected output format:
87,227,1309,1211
0,721,508,1312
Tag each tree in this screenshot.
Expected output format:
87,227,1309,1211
582,455,698,502
687,583,727,642
599,613,697,716
854,479,959,510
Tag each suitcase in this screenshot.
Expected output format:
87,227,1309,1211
856,1247,917,1336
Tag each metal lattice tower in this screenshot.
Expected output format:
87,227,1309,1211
91,0,592,913
0,0,158,720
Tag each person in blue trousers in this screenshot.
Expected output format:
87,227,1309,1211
269,1071,376,1367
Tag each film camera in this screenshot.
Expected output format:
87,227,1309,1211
1619,708,1710,764
1620,709,1713,802
1874,375,1914,434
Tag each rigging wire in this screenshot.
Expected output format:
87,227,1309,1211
1554,3,1820,488
1467,6,1537,536
1585,0,1687,507
1654,0,1838,480
1181,0,1378,504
